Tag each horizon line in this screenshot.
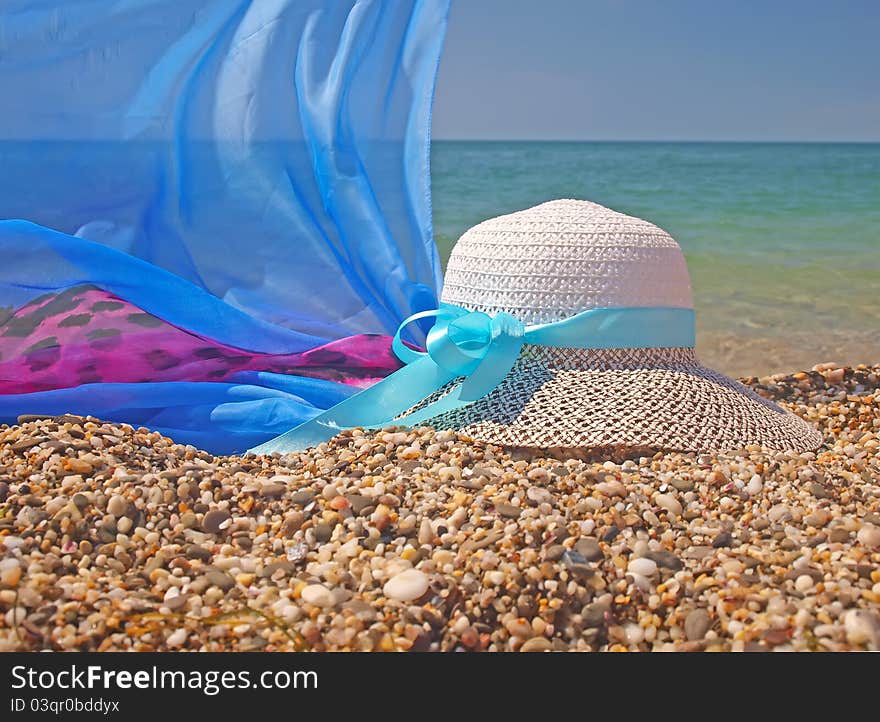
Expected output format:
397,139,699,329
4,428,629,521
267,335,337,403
431,137,880,144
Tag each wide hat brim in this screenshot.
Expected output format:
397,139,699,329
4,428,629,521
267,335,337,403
410,345,822,453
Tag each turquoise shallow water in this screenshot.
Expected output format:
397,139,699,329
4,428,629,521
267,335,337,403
431,141,880,376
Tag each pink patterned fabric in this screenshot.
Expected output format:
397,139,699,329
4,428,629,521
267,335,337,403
0,286,401,394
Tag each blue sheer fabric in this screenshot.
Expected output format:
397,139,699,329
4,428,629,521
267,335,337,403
0,0,448,453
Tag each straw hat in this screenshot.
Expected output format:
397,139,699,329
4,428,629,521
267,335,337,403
250,198,823,456
402,199,822,453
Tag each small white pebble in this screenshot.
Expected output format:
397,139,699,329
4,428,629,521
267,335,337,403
628,558,657,577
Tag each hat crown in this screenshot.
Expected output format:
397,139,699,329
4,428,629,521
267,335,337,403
440,199,693,324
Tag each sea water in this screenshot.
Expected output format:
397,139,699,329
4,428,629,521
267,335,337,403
432,141,880,375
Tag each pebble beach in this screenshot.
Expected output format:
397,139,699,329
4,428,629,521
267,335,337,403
1,363,879,652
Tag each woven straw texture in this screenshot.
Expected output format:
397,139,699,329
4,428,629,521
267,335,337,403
442,198,693,324
406,346,822,453
424,199,822,453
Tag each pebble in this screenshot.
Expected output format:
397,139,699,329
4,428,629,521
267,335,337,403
259,483,286,499
202,509,231,534
495,503,521,519
745,475,763,495
1,364,878,652
829,527,850,544
574,538,603,562
627,558,657,577
684,609,711,641
0,560,21,587
418,518,434,545
646,550,683,570
712,532,733,548
383,569,429,602
312,523,333,543
204,571,234,591
857,525,880,549
301,584,336,608
843,610,878,648
794,575,814,593
655,493,682,517
166,628,188,647
290,491,315,506
670,478,694,492
808,482,829,499
561,550,593,580
526,486,554,504
520,636,553,652
107,495,127,517
346,494,372,515
805,509,831,527
544,544,565,562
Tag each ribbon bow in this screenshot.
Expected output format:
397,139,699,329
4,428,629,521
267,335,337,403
248,303,695,454
392,306,526,404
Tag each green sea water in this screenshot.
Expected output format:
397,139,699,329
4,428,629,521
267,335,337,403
430,141,880,376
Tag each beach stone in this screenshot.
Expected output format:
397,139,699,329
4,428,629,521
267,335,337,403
670,478,694,492
204,571,234,591
646,550,683,571
857,525,880,549
72,493,89,510
809,482,830,499
290,491,315,507
301,584,336,608
259,483,286,499
684,609,712,641
11,437,45,452
0,559,22,587
844,610,879,648
107,495,127,517
745,475,763,495
805,509,831,527
655,493,682,517
418,518,434,545
66,458,93,475
602,525,620,542
495,503,521,519
829,527,850,543
470,466,497,480
627,558,657,577
683,546,714,560
562,550,593,580
166,628,187,647
794,575,814,593
517,594,538,617
261,561,295,578
526,486,554,505
313,523,333,543
165,594,189,612
202,509,231,534
520,637,553,652
185,544,212,562
582,599,610,628
383,569,429,602
345,494,373,515
544,544,565,562
4,361,880,653
574,538,604,562
712,532,733,548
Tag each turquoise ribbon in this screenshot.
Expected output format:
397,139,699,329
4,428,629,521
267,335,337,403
248,303,695,454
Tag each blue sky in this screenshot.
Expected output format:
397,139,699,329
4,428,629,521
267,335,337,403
432,0,880,141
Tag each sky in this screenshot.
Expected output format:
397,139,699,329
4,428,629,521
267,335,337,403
432,0,880,141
